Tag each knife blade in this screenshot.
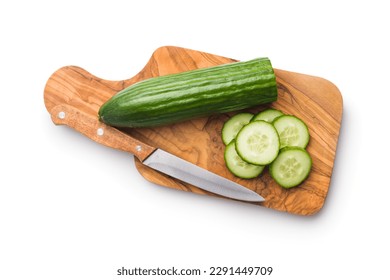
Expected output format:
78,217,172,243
143,149,265,202
50,105,265,202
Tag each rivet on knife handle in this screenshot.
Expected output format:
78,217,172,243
49,104,156,161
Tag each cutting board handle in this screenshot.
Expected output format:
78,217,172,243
49,104,156,161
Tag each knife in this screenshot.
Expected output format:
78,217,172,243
50,104,265,202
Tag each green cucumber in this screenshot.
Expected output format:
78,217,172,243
224,141,264,179
222,109,313,187
252,108,283,123
99,58,277,127
222,113,254,145
269,147,312,188
235,121,280,165
273,115,310,149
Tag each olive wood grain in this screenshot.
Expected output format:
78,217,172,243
44,46,343,215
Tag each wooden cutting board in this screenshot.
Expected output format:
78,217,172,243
44,46,343,215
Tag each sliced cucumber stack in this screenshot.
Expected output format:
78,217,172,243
270,147,312,188
252,108,283,123
221,108,312,189
236,121,280,165
273,115,310,149
224,141,265,179
222,113,254,145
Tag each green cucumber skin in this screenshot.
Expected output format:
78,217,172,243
252,108,284,123
99,58,277,127
269,147,312,189
224,141,264,179
272,115,310,149
235,120,280,166
222,113,254,145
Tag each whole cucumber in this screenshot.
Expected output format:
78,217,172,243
99,58,278,128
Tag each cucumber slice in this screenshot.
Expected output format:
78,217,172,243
224,141,265,179
270,147,312,188
222,113,254,145
252,108,284,123
273,115,310,149
236,121,280,165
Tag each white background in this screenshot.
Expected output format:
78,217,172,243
1,1,389,279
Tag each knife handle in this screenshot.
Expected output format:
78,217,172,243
49,104,156,161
